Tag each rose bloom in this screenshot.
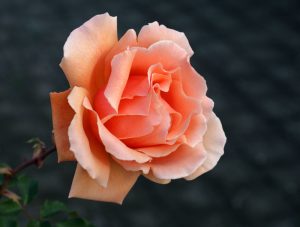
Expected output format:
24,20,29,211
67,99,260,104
50,13,226,204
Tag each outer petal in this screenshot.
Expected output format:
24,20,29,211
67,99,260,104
68,87,110,187
185,113,226,180
69,163,140,204
202,96,214,119
138,22,193,56
50,89,75,162
184,114,207,147
150,143,207,180
180,61,207,100
144,172,171,184
60,13,117,94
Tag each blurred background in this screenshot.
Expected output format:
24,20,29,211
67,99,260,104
0,0,299,226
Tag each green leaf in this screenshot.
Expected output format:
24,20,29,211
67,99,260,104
55,218,94,227
17,175,38,205
0,199,22,216
27,220,51,227
40,200,67,219
0,218,19,227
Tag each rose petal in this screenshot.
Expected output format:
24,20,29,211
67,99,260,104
144,171,171,184
131,41,188,75
150,143,207,179
151,73,172,92
118,94,152,116
105,29,137,82
114,159,150,174
185,113,226,180
162,80,201,142
50,89,75,162
104,50,136,111
202,96,214,119
94,86,116,120
68,87,110,187
184,114,207,147
122,75,149,99
138,22,193,56
83,96,151,163
60,13,117,94
123,93,171,147
104,115,154,139
137,144,181,158
104,29,138,82
180,61,207,100
69,163,140,204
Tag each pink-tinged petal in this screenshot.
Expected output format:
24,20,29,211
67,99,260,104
180,61,207,100
144,172,171,184
162,80,201,141
94,86,116,120
104,29,138,82
122,75,149,99
83,97,151,163
69,163,140,204
104,50,136,111
184,114,207,147
131,41,188,75
202,96,214,119
67,87,110,187
123,93,171,147
185,113,226,180
150,143,207,179
60,13,117,94
104,115,154,139
138,22,193,56
151,73,172,92
50,89,75,162
137,144,181,158
118,94,152,116
114,159,150,174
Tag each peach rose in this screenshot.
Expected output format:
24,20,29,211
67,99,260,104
50,13,226,204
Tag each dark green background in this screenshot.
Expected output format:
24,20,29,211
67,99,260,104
0,0,299,226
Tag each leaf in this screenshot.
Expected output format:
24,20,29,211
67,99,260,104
0,163,12,177
17,175,38,205
0,167,12,175
40,200,67,219
0,199,22,216
0,218,19,227
27,138,46,168
27,220,51,227
2,190,21,204
55,218,94,227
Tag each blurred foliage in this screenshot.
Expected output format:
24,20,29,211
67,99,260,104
0,139,94,227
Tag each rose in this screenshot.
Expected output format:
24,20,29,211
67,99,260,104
50,13,226,204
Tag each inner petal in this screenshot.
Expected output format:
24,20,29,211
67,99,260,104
122,75,149,99
104,115,155,139
151,73,172,92
122,92,171,147
161,79,201,142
